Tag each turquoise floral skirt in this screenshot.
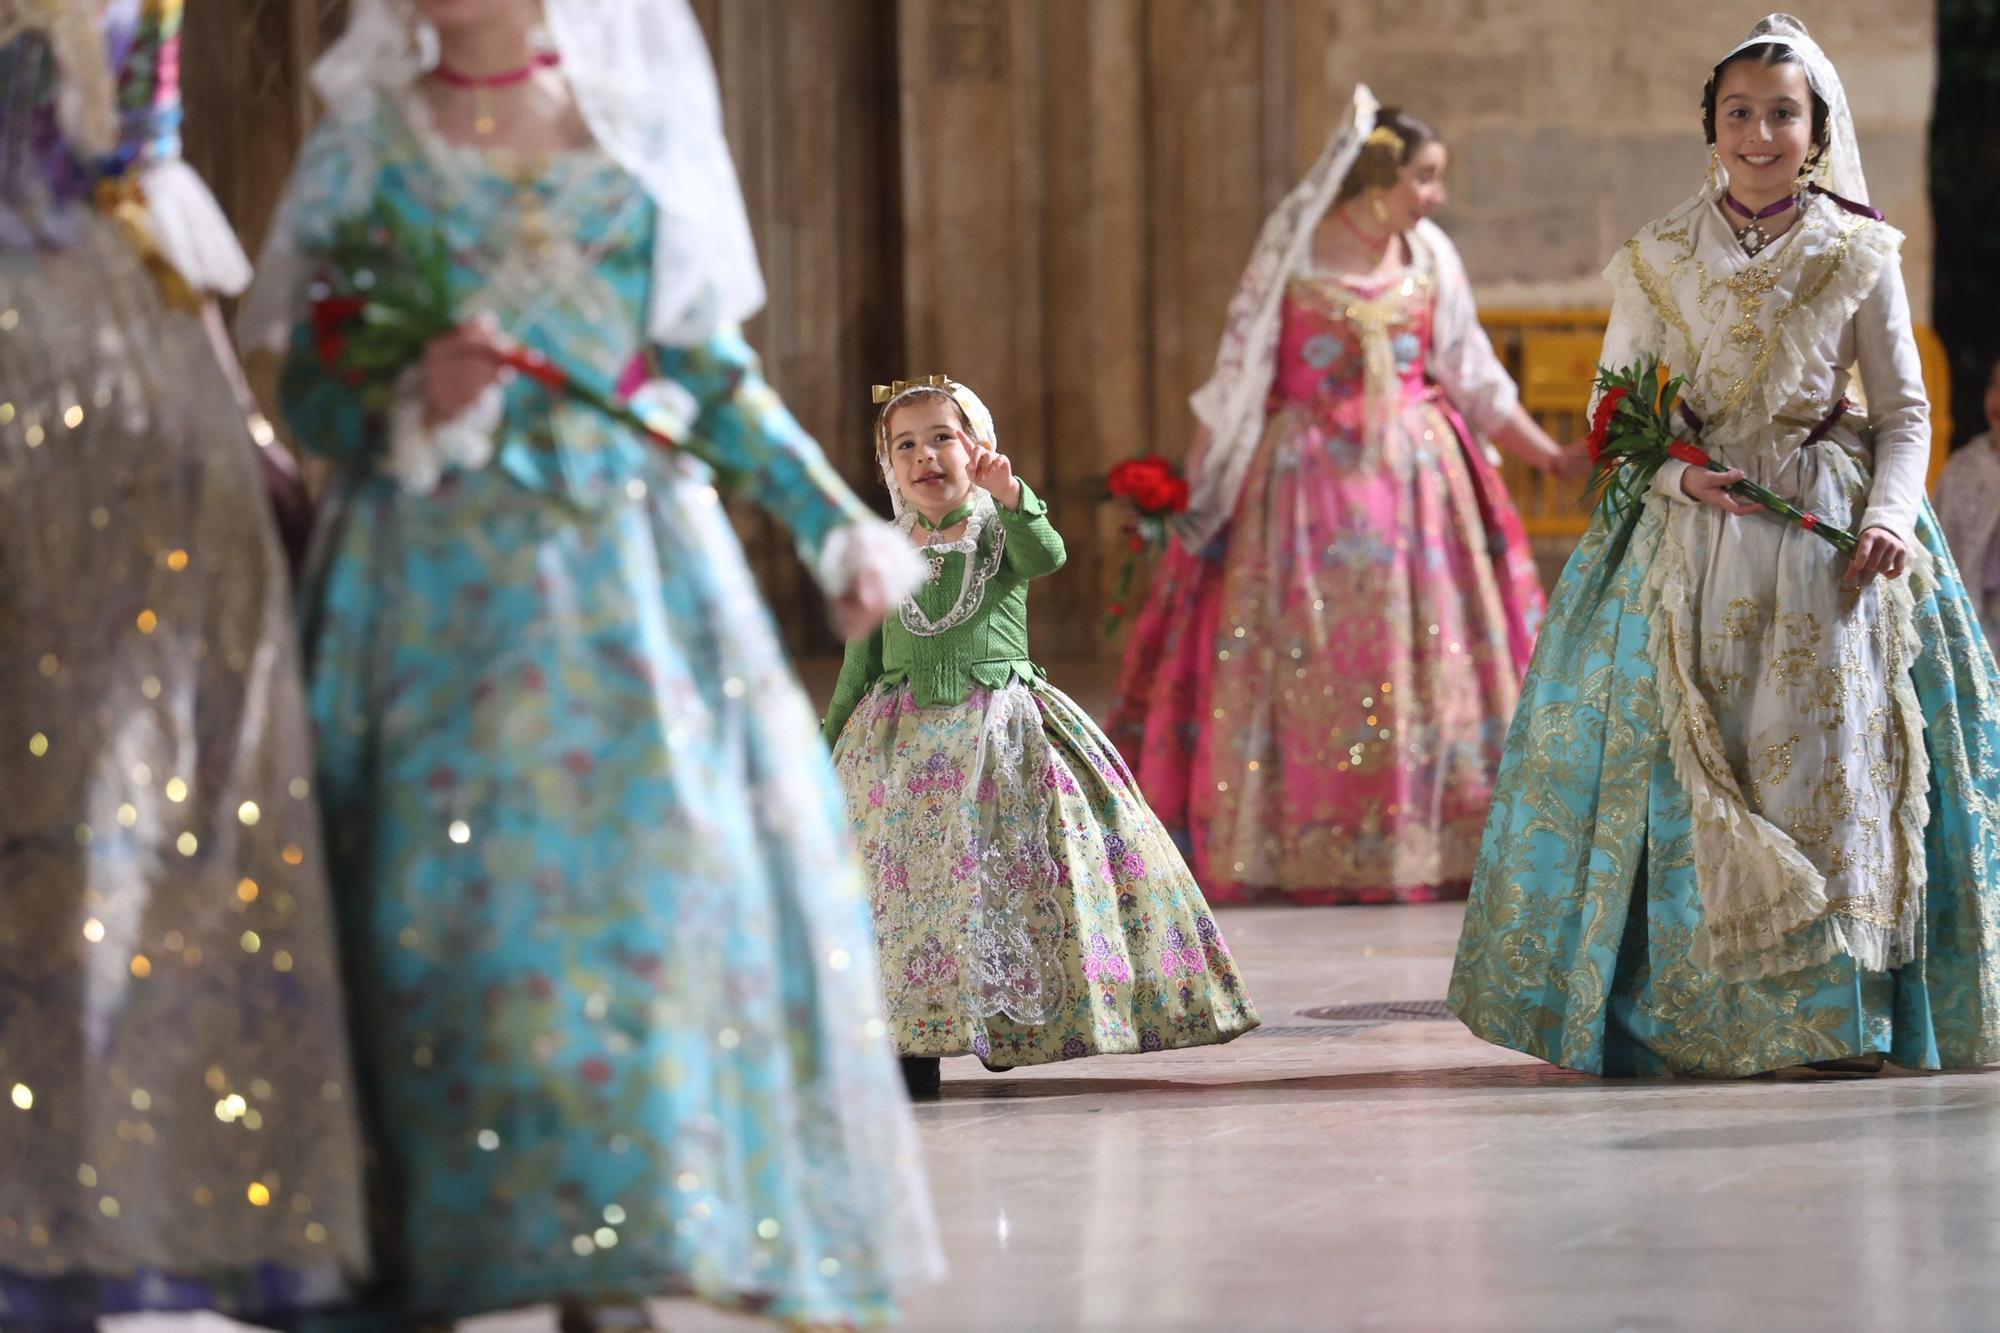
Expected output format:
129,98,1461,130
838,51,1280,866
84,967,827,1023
303,460,936,1322
1450,501,2000,1076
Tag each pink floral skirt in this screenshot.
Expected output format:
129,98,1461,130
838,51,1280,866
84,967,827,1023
1110,394,1544,904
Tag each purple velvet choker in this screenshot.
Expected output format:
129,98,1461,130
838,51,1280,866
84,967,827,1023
1722,192,1798,222
1722,191,1798,256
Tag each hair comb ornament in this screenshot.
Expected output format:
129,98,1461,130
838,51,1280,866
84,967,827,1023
1363,125,1406,156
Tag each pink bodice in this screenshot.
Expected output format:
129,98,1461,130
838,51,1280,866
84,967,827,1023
1269,272,1437,422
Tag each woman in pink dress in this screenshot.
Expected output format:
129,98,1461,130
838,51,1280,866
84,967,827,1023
1110,89,1581,905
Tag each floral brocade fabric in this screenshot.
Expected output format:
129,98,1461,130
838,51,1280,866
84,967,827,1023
1450,196,2000,1076
831,681,1259,1065
1449,501,2000,1076
271,101,935,1323
1111,271,1545,903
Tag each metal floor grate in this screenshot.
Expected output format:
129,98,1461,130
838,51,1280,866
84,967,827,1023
1295,999,1455,1022
1243,1023,1384,1040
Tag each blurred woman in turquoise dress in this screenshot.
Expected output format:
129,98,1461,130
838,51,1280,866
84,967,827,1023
241,0,938,1325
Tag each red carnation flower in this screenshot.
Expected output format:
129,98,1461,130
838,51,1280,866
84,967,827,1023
310,295,366,336
1587,386,1628,461
314,329,348,370
1109,455,1186,512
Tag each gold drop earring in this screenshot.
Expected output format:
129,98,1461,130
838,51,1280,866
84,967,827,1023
1706,146,1723,193
1794,150,1820,194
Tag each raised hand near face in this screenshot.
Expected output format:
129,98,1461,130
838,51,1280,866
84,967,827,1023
967,443,1022,509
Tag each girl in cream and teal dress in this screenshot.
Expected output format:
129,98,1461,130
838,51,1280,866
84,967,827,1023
1449,16,2000,1079
825,378,1259,1097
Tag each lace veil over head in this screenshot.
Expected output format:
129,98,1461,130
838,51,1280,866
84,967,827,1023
1707,12,1869,207
238,0,763,352
873,378,998,520
1179,84,1379,549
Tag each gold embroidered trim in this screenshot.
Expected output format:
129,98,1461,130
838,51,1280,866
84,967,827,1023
1623,238,1695,361
1716,212,1863,419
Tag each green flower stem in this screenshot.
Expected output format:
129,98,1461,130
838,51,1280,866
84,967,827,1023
1100,547,1139,640
1695,460,1859,554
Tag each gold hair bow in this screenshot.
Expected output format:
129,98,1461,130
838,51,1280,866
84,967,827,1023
871,374,953,404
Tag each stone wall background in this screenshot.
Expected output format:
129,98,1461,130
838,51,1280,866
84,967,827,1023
1312,1,1938,318
192,0,1944,661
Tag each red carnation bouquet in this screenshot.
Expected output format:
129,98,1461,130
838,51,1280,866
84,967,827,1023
307,203,714,468
1586,356,1856,554
1101,454,1190,636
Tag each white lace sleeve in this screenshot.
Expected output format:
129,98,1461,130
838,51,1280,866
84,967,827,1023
1851,260,1930,545
1597,245,1696,507
383,368,501,495
1420,221,1518,438
810,520,929,605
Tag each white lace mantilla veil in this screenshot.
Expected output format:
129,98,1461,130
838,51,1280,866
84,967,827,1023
1665,13,1870,228
237,0,764,353
1179,84,1385,550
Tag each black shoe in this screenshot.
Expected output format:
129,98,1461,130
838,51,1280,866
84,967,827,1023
900,1055,942,1099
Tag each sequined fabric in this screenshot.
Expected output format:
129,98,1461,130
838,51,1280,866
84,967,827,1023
1110,271,1545,904
273,102,936,1324
0,216,369,1319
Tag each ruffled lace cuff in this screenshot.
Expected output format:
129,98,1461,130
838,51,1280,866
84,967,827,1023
139,160,253,297
811,519,928,605
384,366,501,495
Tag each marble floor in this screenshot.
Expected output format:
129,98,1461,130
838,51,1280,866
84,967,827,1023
870,901,2000,1333
775,659,2000,1331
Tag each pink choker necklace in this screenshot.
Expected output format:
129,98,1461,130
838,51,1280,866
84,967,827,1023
433,51,559,135
433,50,559,89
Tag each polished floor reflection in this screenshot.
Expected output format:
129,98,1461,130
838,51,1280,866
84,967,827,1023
882,902,2000,1332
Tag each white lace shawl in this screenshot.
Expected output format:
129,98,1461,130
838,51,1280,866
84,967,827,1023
1611,192,1936,982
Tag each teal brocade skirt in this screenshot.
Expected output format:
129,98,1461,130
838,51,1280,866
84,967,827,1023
1449,500,2000,1077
